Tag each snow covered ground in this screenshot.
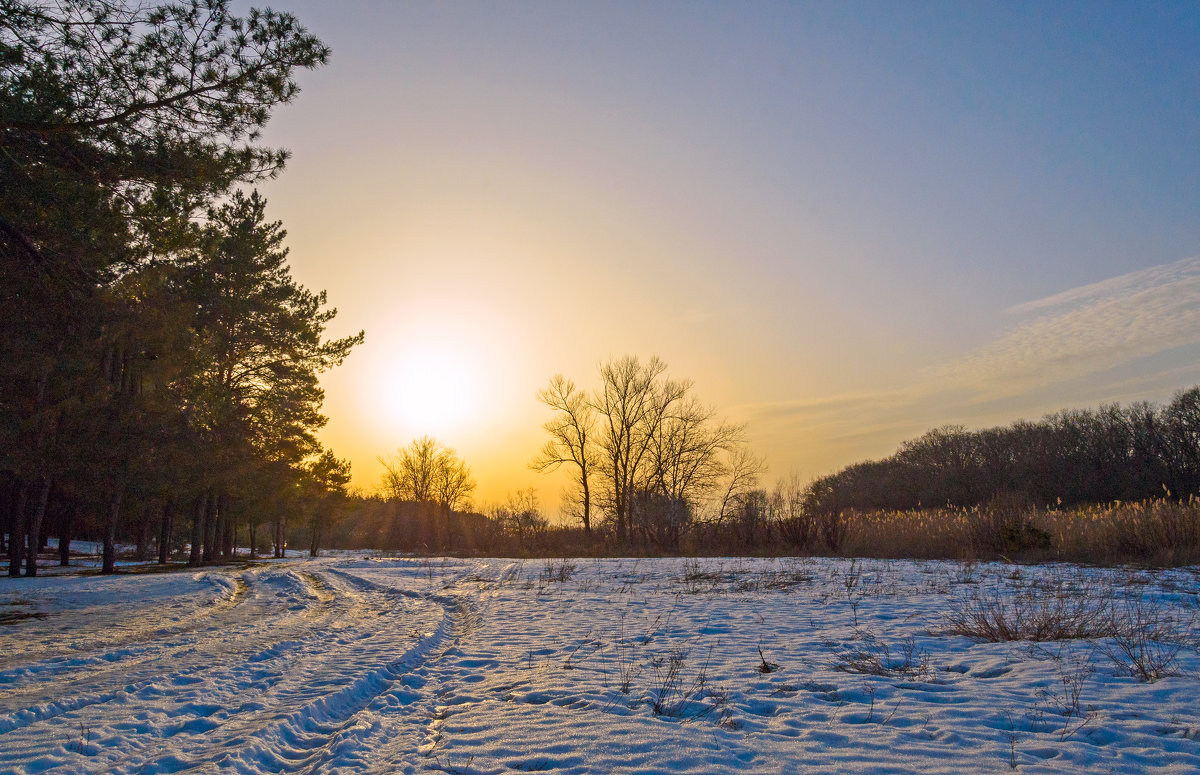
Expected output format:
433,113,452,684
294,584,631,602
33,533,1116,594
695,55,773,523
0,556,1197,773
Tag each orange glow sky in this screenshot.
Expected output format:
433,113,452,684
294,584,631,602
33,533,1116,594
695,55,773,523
252,2,1200,511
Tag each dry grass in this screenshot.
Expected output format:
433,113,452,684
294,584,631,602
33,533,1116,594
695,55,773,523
1046,500,1200,566
839,499,1200,566
841,508,974,560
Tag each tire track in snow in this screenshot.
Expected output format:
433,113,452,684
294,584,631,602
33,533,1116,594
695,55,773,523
0,571,275,688
139,561,511,774
0,560,511,774
0,567,261,682
0,565,366,755
345,560,520,771
100,564,463,774
0,572,283,736
412,562,517,762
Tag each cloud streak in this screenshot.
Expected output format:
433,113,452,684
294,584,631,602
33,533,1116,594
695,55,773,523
937,255,1200,396
747,256,1200,477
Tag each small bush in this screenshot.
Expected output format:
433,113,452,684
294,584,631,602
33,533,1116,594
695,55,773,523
1100,595,1196,682
819,507,848,553
967,493,1049,555
832,630,933,681
539,558,578,583
938,587,1115,642
645,647,726,722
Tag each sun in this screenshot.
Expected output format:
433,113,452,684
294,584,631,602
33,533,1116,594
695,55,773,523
376,344,479,436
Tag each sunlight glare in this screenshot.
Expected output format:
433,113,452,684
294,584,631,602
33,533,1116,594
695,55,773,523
378,344,479,437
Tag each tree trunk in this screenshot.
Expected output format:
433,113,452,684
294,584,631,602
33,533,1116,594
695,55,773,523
189,491,208,566
309,511,322,558
200,491,214,563
158,496,173,564
24,475,51,577
211,493,225,562
102,485,124,574
7,481,28,577
581,478,592,537
135,505,150,562
222,514,233,560
442,506,456,553
220,493,233,560
615,491,628,549
202,488,217,563
273,516,284,558
249,518,258,560
59,505,75,566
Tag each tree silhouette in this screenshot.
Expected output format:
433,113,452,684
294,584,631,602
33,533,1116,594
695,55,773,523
530,375,598,535
1,0,347,572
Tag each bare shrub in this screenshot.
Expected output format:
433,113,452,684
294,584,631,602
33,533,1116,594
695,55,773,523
732,559,814,592
647,646,724,721
772,474,815,551
539,558,578,583
831,630,933,681
1100,595,1196,682
1034,647,1099,741
606,607,676,694
819,507,848,553
675,558,725,594
757,645,779,673
938,587,1115,642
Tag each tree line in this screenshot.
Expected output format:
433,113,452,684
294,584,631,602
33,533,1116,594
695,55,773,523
802,388,1200,520
1,0,357,575
290,370,1200,560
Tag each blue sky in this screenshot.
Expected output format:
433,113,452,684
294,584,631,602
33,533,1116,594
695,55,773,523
252,1,1200,500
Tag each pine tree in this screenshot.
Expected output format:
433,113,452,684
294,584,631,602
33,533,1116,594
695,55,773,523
178,191,361,563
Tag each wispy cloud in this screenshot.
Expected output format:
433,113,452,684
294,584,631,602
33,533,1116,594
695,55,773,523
748,256,1200,476
936,255,1200,396
1008,256,1200,316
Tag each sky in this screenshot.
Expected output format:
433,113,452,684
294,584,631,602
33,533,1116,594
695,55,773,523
249,1,1200,511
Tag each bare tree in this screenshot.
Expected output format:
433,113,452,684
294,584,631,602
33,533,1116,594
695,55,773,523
540,355,760,551
379,436,441,504
772,472,815,551
379,436,476,550
715,445,768,525
379,436,475,511
592,356,688,546
648,396,744,506
489,488,547,551
435,454,476,513
531,375,599,535
630,489,691,552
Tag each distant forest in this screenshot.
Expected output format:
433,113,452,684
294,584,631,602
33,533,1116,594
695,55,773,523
310,387,1200,563
803,388,1200,515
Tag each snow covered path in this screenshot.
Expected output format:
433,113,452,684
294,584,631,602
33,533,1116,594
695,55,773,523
1,556,1198,773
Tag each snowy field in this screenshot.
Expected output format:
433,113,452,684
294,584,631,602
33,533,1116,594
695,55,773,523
1,556,1198,774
